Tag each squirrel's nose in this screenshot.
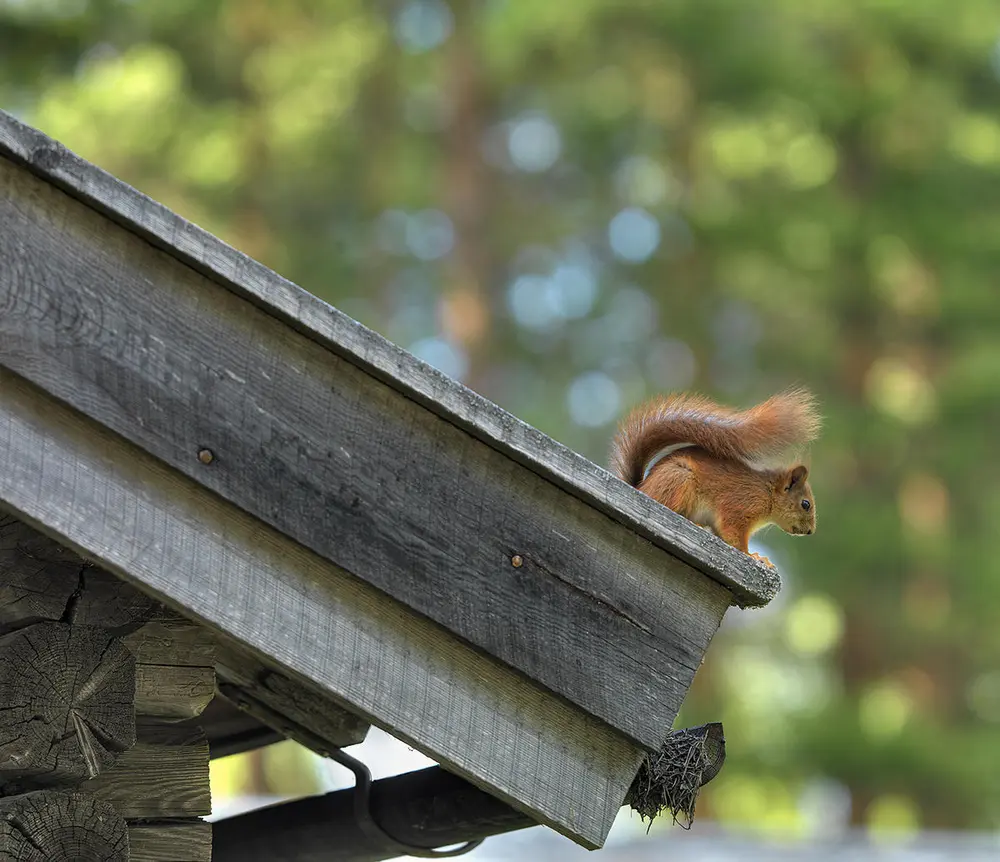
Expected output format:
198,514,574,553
806,528,813,535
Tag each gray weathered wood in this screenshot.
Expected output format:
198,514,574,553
0,370,646,848
0,152,728,751
129,819,211,862
122,615,216,667
0,108,779,613
0,621,136,789
0,515,366,748
0,791,129,861
216,641,369,751
124,616,217,721
0,515,158,634
0,523,214,721
82,725,211,819
0,514,80,632
135,664,215,722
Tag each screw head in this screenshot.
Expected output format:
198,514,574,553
511,555,523,568
197,448,214,465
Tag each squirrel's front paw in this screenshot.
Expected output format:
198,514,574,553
750,552,775,569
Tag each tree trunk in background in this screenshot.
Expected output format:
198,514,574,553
440,2,493,392
360,41,400,325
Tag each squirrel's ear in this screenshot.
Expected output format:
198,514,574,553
785,464,809,490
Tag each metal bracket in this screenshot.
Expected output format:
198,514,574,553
329,746,484,859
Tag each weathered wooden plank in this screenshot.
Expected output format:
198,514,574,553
0,526,215,722
0,110,778,614
0,522,366,745
135,664,215,721
0,621,136,789
83,725,211,819
0,371,643,848
129,819,211,862
0,515,158,634
0,153,730,751
124,616,217,721
122,616,216,667
215,641,369,750
0,791,129,861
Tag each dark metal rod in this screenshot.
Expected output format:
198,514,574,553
211,765,537,862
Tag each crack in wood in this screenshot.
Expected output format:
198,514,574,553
59,566,88,627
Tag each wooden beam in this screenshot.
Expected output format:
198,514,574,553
0,516,369,750
0,516,159,634
212,765,535,862
128,820,211,862
82,726,211,819
0,151,730,752
0,110,776,613
0,371,642,848
214,640,370,751
126,619,216,722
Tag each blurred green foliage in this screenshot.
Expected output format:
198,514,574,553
5,0,1000,839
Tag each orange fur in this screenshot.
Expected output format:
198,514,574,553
610,390,821,567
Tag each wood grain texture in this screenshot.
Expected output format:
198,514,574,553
0,108,778,614
0,515,158,634
125,617,216,721
128,819,211,862
0,154,730,750
0,622,136,789
0,370,643,848
0,516,364,754
82,725,211,818
216,641,369,750
0,791,130,861
135,664,215,721
0,525,214,721
122,617,216,667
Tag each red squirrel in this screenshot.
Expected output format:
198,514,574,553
610,389,821,568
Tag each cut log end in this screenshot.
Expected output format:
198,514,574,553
0,791,129,861
0,621,136,788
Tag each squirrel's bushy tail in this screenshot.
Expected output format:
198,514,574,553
611,388,821,487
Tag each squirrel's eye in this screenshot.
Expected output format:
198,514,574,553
801,499,811,511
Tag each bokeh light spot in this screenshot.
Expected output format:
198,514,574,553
865,357,936,425
614,155,675,208
859,681,914,741
394,0,454,53
867,794,921,841
608,207,660,263
567,371,621,427
507,274,561,332
508,113,561,173
967,670,1000,722
405,209,455,260
785,595,844,656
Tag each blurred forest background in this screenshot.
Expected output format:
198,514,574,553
4,0,1000,844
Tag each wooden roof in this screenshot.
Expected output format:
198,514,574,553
0,109,778,850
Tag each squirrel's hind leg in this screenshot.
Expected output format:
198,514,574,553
638,458,699,519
